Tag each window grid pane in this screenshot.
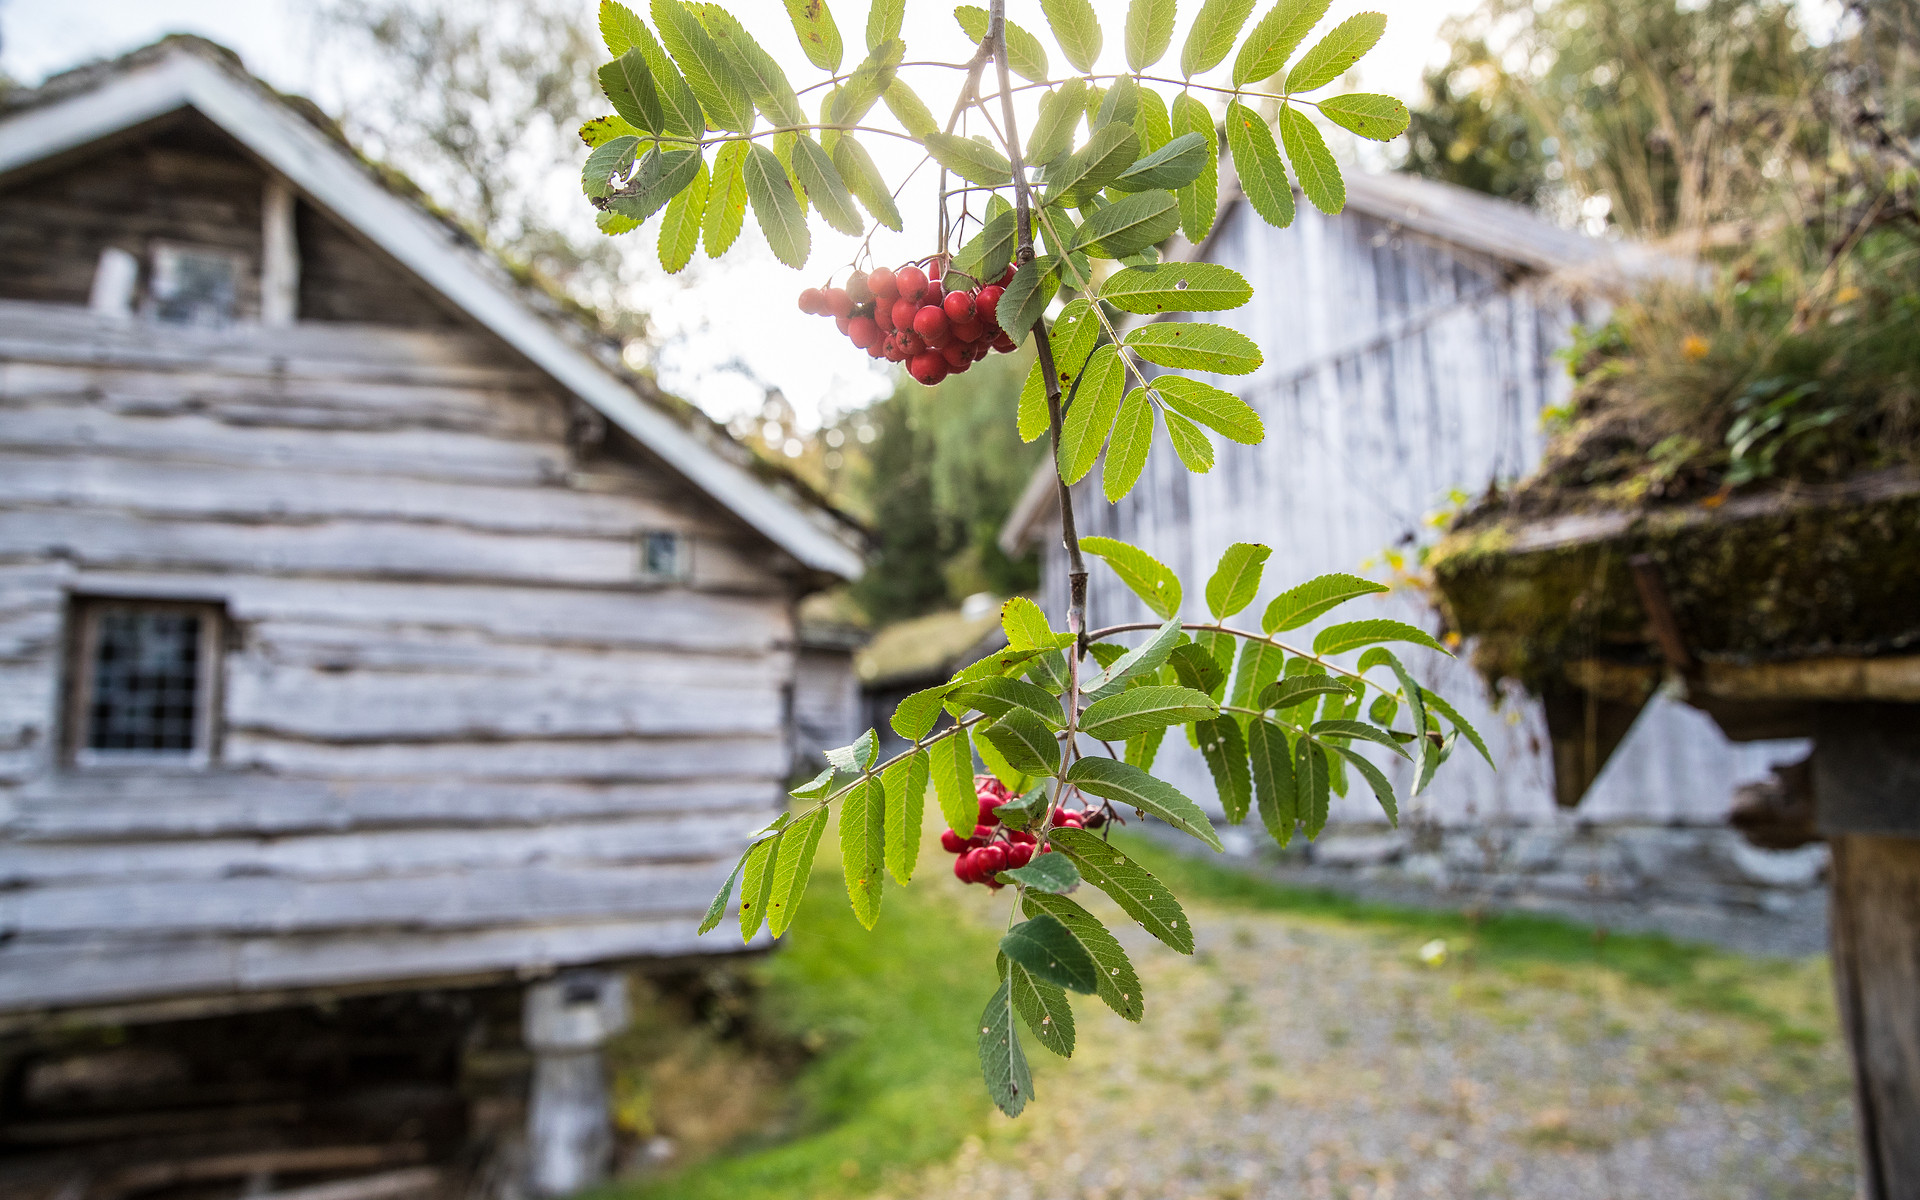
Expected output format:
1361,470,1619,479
87,610,202,753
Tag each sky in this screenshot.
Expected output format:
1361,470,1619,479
1,0,1499,430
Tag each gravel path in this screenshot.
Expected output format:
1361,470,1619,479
877,894,1857,1200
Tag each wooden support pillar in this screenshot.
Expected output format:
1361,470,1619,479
522,969,629,1197
1815,704,1920,1199
261,177,300,327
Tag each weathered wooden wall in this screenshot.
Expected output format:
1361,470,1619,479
1039,195,1807,827
0,287,799,1013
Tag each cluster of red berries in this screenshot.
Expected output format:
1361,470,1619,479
797,262,1019,386
940,776,1104,888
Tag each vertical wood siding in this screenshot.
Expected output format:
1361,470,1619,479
1041,200,1805,829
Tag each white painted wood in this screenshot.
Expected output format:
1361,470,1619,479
260,176,299,327
222,732,789,780
87,247,138,319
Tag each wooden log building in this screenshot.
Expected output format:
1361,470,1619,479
0,36,863,1199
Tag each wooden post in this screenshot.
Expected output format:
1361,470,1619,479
523,969,629,1196
1814,704,1920,1199
261,177,300,327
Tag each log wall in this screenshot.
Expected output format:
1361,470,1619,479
0,300,799,1016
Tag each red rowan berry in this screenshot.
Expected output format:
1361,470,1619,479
975,842,1008,877
834,316,851,334
941,342,969,370
943,291,976,322
868,266,895,297
941,828,967,854
826,288,854,318
992,331,1016,353
951,319,983,343
912,305,948,339
895,265,927,302
891,297,919,333
847,316,879,349
1007,842,1035,868
908,351,947,385
846,272,873,304
975,285,1003,323
954,852,974,882
977,797,1002,826
798,287,826,315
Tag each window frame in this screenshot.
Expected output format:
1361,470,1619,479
144,240,248,328
636,529,694,584
64,597,225,771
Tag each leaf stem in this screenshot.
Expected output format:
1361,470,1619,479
1079,620,1400,698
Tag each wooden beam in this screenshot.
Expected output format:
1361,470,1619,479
260,177,299,327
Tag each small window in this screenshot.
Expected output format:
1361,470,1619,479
67,600,222,767
638,530,692,582
148,243,242,327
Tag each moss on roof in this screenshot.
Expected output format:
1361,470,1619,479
855,608,1005,688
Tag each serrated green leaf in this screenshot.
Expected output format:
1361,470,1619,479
1261,572,1389,632
1328,741,1397,824
840,776,884,928
1153,376,1264,442
826,37,902,126
1125,321,1263,374
978,979,1032,1116
931,726,977,834
826,727,879,773
1003,848,1082,894
1126,724,1166,770
953,208,1016,285
999,255,1060,345
1312,717,1409,757
1170,641,1228,698
606,147,703,223
1082,685,1219,741
698,854,745,935
1027,78,1087,166
1296,736,1330,838
1081,536,1182,618
1000,597,1054,651
829,135,901,231
782,0,844,71
695,4,805,127
597,209,642,235
925,131,1013,185
1313,618,1449,657
1003,913,1099,992
1094,75,1141,131
765,806,827,936
1050,827,1194,953
790,765,837,801
1043,123,1140,208
1233,0,1330,86
1039,0,1102,72
1181,0,1258,76
580,114,641,148
1171,90,1220,243
1063,757,1223,851
1126,0,1177,69
1133,85,1173,155
1319,92,1410,141
1207,542,1271,619
1226,99,1293,228
738,824,781,941
983,709,1062,776
949,674,1067,727
599,51,663,137
1111,132,1210,193
1022,891,1144,1020
1421,688,1495,768
601,0,649,54
619,13,705,140
882,749,929,884
954,6,1049,81
583,135,640,199
1230,638,1287,717
1196,716,1252,823
656,156,709,273
1103,387,1155,502
1258,675,1352,710
655,0,755,132
1073,189,1180,257
1058,344,1126,484
790,135,864,236
951,645,1050,684
883,78,938,138
1084,615,1184,700
993,784,1051,831
701,140,748,255
867,0,904,50
1279,105,1343,213
1287,10,1384,92
1249,716,1297,844
741,143,809,267
1005,955,1076,1056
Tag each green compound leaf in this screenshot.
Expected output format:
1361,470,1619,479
1133,84,1173,157
1125,321,1264,374
1154,376,1265,443
949,673,1068,727
1182,0,1258,77
790,135,865,236
698,853,745,936
1287,10,1386,93
925,131,1013,186
1234,0,1331,86
882,749,929,884
1081,685,1219,742
782,0,844,71
1111,132,1211,193
954,208,1016,286
1002,848,1082,893
883,78,938,138
741,143,809,267
655,0,755,132
1073,189,1180,258
1171,641,1229,698
599,51,663,137
1296,736,1331,838
579,113,641,148
1259,675,1353,711
1249,716,1297,845
840,775,885,929
1328,741,1398,825
1226,99,1294,228
983,709,1063,777
583,135,639,199
1084,615,1184,701
1319,92,1411,141
999,255,1061,345
1095,75,1141,130
1063,757,1223,852
1058,345,1126,485
890,681,955,741
1126,0,1177,70
1006,956,1076,1057
955,5,1050,81
1171,90,1220,243
931,725,977,834
1018,297,1100,440
1230,638,1288,717
1043,123,1140,208
656,156,709,273
607,147,703,223
1207,541,1272,619
867,0,904,50
1279,105,1344,214
765,805,827,936
1421,688,1496,768
1050,827,1194,953
1040,0,1103,73
1022,891,1144,1021
1262,571,1390,632
832,135,903,231
1001,596,1059,651
619,9,705,140
1103,386,1155,502
737,823,781,941
978,978,1032,1116
1313,618,1450,657
1080,536,1181,618
993,784,1051,831
826,727,880,773
702,139,748,256
1027,78,1087,166
1002,913,1099,993
1105,263,1251,312
601,0,649,54
1312,717,1411,760
1197,715,1252,823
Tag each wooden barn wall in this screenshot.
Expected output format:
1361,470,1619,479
0,301,795,1014
1040,200,1807,828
